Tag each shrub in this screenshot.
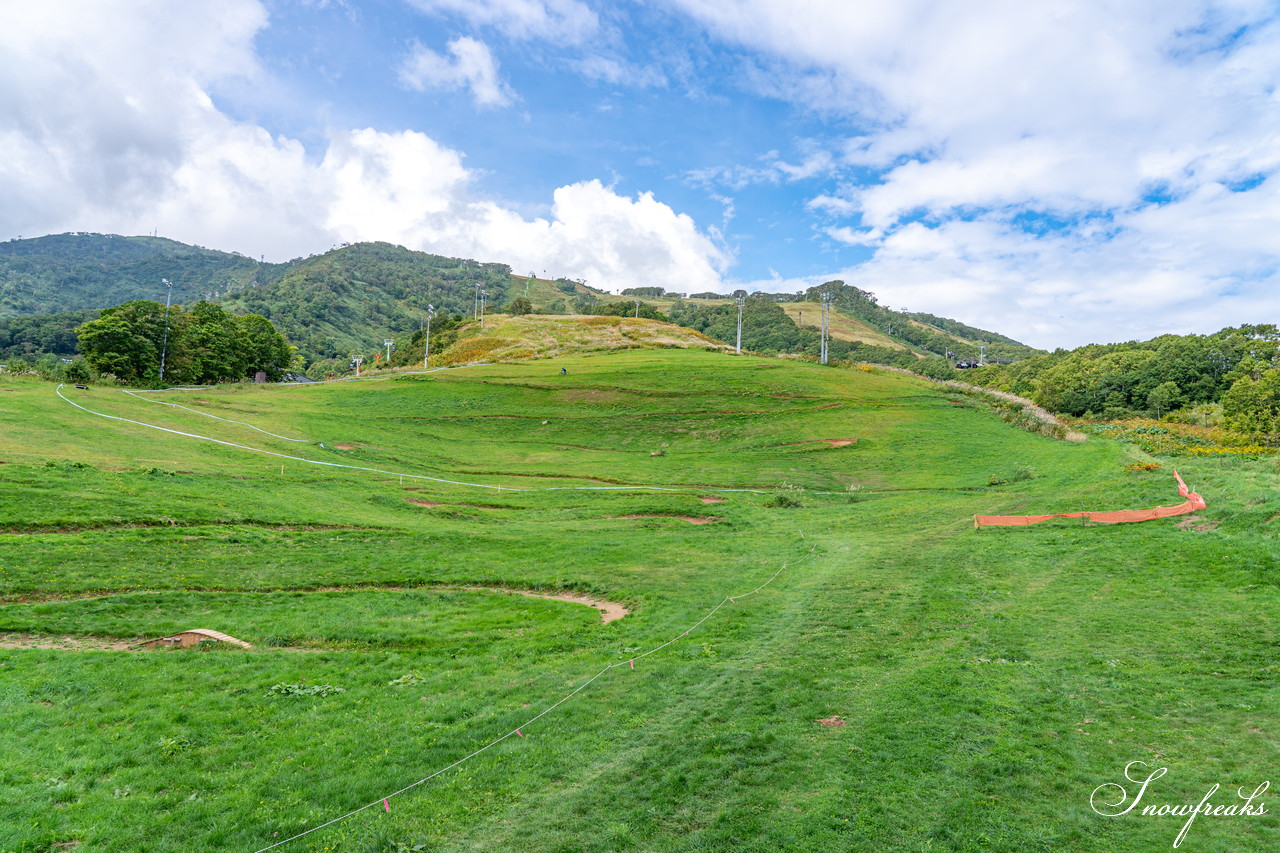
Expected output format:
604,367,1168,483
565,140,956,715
268,683,345,698
1011,464,1037,482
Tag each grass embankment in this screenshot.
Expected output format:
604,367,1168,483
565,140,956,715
432,315,729,365
0,350,1276,852
777,302,908,351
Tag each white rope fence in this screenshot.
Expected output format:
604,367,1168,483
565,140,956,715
121,389,311,442
55,384,777,494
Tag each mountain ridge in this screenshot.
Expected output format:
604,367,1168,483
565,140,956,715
0,233,1040,365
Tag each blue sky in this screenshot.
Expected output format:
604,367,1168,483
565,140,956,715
3,1,1279,348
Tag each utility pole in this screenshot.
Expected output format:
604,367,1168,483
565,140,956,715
820,291,831,365
158,278,173,382
473,283,483,320
353,355,363,378
634,299,640,318
423,305,434,368
979,343,986,366
384,339,394,364
479,289,487,329
735,296,745,354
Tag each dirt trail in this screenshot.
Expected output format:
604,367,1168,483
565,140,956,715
615,514,722,524
0,585,630,651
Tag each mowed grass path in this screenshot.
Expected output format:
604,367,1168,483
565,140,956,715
0,350,1276,852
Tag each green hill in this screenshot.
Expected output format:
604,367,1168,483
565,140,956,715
0,349,1275,851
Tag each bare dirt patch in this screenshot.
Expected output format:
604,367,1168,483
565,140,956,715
699,496,727,504
1177,517,1220,532
334,444,355,450
406,498,443,508
816,715,846,728
785,438,857,448
616,514,722,524
465,587,629,624
0,633,135,651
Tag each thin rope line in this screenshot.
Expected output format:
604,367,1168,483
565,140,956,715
56,386,781,495
121,389,311,442
56,384,517,490
252,543,813,853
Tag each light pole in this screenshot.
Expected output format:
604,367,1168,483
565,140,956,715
158,278,173,382
634,299,640,318
820,290,831,365
479,289,487,329
473,283,483,320
735,296,745,355
423,305,435,368
384,339,394,365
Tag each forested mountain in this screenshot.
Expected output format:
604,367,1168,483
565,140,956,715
0,233,1037,367
216,242,512,360
0,233,267,315
0,235,513,362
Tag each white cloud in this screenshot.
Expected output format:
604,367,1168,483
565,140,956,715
404,0,598,44
573,54,667,88
399,37,515,107
0,1,729,299
670,0,1280,346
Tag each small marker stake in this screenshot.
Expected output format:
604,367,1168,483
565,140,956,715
383,799,390,812
515,728,524,738
729,598,734,603
628,659,634,670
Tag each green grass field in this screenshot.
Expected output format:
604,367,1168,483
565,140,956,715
1,350,1276,852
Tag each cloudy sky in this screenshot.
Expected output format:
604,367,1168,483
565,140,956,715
3,1,1278,348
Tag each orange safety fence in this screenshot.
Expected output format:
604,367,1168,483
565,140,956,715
974,470,1206,528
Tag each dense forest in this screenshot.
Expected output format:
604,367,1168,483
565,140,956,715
0,310,98,358
969,325,1280,442
217,242,512,361
0,233,267,315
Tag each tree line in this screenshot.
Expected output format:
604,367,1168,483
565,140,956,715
969,325,1280,443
